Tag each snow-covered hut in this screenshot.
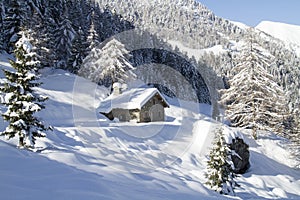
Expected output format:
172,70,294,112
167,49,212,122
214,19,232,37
98,86,169,122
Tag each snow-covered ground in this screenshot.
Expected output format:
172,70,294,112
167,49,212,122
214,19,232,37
0,53,300,199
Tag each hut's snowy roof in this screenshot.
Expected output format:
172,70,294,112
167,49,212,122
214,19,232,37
98,88,169,113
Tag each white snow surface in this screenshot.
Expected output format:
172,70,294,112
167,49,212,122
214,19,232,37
0,53,300,199
256,21,300,47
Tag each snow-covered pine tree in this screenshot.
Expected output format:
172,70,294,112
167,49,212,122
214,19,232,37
38,0,62,67
0,1,3,20
79,38,136,87
220,29,287,139
289,105,300,168
294,106,300,139
67,0,85,32
54,5,75,69
0,0,4,51
0,31,49,149
78,45,102,82
206,125,237,195
1,0,22,53
77,0,93,35
86,9,100,51
23,4,49,69
68,27,88,73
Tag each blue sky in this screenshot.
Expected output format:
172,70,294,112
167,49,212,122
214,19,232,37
198,0,300,27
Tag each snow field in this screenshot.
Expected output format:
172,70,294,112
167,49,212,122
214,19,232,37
0,54,300,199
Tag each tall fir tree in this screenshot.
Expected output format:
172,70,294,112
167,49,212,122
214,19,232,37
39,0,61,67
79,38,136,87
78,0,92,35
78,44,102,80
23,4,49,68
289,105,300,168
53,4,75,69
206,125,237,195
0,0,5,51
220,29,287,139
1,0,35,52
1,0,22,52
87,9,100,51
0,31,49,148
68,27,88,73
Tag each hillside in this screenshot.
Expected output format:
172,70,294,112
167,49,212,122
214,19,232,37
0,0,300,199
1,0,299,117
1,53,300,199
94,0,300,117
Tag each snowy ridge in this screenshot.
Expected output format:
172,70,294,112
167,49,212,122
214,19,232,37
230,21,249,30
256,21,300,46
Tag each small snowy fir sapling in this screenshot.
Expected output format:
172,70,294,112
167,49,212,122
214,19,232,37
0,31,50,149
206,125,238,195
86,10,100,51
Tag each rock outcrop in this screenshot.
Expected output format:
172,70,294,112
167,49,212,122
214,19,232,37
229,137,250,174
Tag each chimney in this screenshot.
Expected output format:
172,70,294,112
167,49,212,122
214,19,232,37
112,82,122,95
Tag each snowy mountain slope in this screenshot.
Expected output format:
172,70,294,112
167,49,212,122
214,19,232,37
168,40,225,60
256,21,300,47
98,0,245,50
230,21,249,30
1,53,300,199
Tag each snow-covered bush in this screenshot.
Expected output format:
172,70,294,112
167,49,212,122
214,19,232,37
206,125,238,195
